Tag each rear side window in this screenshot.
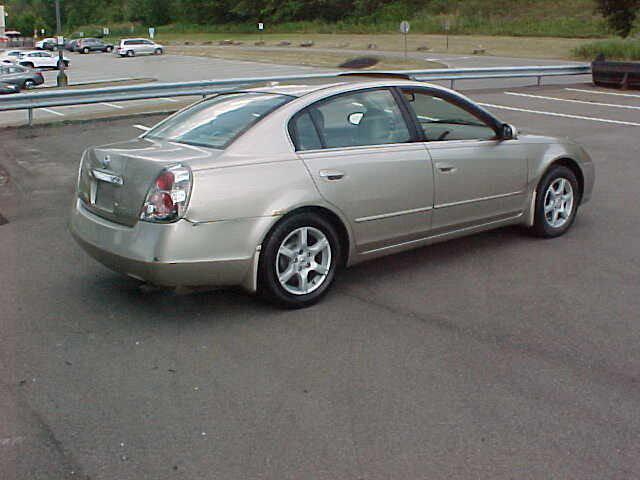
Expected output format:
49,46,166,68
290,111,322,151
293,89,411,150
146,92,293,149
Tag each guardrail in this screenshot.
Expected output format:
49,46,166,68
0,64,591,126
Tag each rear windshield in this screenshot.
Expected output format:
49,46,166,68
145,92,293,149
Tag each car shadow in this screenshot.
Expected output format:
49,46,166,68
81,225,535,323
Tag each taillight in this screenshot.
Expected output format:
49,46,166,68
140,165,192,223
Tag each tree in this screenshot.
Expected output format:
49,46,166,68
596,0,640,37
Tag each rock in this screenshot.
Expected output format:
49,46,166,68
184,41,193,46
473,47,486,55
299,41,314,47
254,41,265,46
201,41,212,45
219,39,234,46
367,43,377,50
416,44,430,51
277,41,291,46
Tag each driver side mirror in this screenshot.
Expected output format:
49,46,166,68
501,123,518,140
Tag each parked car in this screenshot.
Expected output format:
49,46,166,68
0,81,21,94
114,38,163,57
65,38,80,51
74,38,115,54
0,49,24,64
70,77,595,308
18,50,69,69
35,37,58,50
0,64,44,90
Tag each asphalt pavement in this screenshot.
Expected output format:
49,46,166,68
1,81,640,479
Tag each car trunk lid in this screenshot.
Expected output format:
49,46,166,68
77,138,222,226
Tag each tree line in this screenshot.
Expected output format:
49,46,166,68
4,0,423,34
4,0,640,38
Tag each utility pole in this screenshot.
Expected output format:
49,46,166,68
55,0,67,87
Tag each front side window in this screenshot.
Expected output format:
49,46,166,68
295,89,411,150
402,89,496,142
146,92,293,149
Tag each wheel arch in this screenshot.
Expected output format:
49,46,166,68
525,156,584,228
260,205,352,267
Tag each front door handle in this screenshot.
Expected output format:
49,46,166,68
319,170,345,181
436,163,458,174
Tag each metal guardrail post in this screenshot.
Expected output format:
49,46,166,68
27,108,33,127
450,79,455,89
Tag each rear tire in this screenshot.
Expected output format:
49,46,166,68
530,165,579,238
105,46,113,53
126,50,135,57
258,213,340,308
23,79,35,89
22,62,35,69
82,47,90,54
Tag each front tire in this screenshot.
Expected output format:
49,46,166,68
258,213,341,308
23,79,36,89
154,48,163,55
531,165,579,238
82,47,90,54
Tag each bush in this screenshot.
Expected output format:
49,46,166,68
573,38,640,60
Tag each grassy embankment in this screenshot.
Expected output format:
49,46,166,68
75,0,640,65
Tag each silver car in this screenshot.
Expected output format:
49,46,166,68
70,77,595,308
115,38,164,57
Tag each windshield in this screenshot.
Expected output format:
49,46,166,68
145,92,293,149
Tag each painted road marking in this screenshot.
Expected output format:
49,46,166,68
565,87,640,99
100,102,124,109
477,102,640,127
133,124,151,131
40,107,64,116
504,91,640,110
161,97,178,103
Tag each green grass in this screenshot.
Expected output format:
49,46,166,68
70,0,609,40
573,39,640,61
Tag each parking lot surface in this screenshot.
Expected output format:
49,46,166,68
1,50,590,127
1,82,639,479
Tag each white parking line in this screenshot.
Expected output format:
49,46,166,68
565,87,640,99
161,97,178,103
133,124,151,132
40,107,64,116
478,102,640,127
100,102,124,109
504,91,640,110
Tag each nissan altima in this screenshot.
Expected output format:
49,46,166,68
70,76,595,308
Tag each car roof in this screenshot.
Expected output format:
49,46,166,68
242,75,437,98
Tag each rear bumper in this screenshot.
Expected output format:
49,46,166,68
70,199,273,291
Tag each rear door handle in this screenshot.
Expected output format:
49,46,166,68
319,170,345,181
436,163,458,174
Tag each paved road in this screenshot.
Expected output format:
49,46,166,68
0,50,590,127
1,83,639,479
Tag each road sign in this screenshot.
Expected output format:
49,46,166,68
400,21,410,34
103,27,110,36
258,22,264,30
148,27,155,39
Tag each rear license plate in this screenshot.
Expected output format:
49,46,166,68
95,181,117,211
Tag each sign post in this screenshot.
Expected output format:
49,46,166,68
148,27,155,40
400,20,410,61
258,22,264,43
444,19,451,50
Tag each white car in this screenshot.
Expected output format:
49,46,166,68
0,50,23,64
114,38,164,57
18,50,69,70
35,37,57,50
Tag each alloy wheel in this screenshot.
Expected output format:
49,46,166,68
276,226,332,295
543,177,574,228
